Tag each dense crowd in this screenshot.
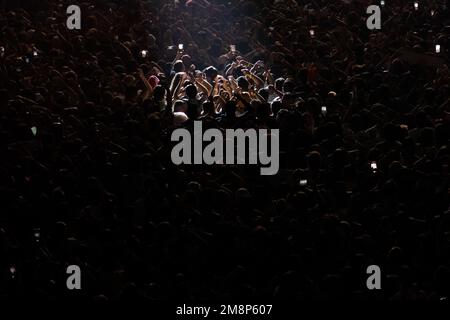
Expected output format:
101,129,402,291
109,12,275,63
0,0,449,300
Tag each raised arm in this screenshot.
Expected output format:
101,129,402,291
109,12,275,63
138,69,154,100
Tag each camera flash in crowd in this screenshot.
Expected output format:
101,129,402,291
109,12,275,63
178,43,184,51
10,266,16,278
309,29,315,38
31,127,37,136
380,0,385,7
230,45,236,53
300,179,308,187
33,50,38,57
414,2,419,10
140,50,148,58
370,161,378,172
431,10,435,16
321,106,327,115
435,44,441,54
0,46,4,57
34,229,41,242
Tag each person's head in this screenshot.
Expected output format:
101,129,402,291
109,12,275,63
256,102,271,120
258,88,269,101
112,96,123,110
224,101,237,117
185,84,198,99
164,62,173,76
174,100,188,113
283,78,295,93
282,93,296,109
294,98,305,111
203,66,219,82
173,112,189,126
271,100,283,116
153,85,166,102
434,265,450,295
276,108,290,127
237,76,249,91
181,55,192,68
173,60,185,73
148,33,156,46
390,58,404,75
210,38,223,52
187,102,199,120
307,151,322,170
275,77,285,91
202,101,215,116
148,75,160,89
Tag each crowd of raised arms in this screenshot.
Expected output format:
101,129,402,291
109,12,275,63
0,0,449,300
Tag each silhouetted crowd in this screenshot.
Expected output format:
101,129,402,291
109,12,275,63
0,0,449,300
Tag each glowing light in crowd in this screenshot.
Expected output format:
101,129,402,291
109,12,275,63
10,266,16,278
371,161,378,172
435,44,441,54
140,50,149,58
34,228,41,242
